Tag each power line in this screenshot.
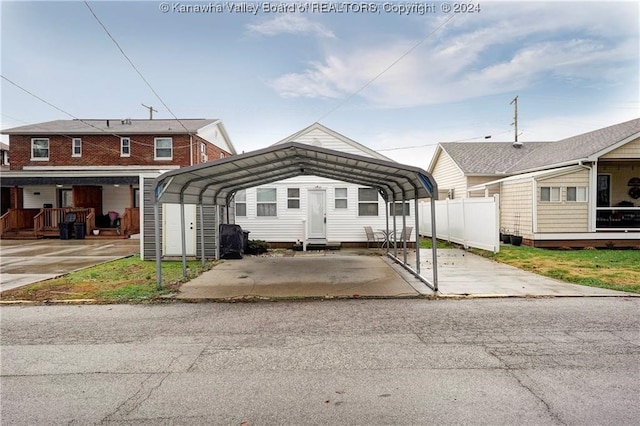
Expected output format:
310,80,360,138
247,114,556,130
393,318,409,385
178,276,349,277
83,0,191,134
375,129,514,152
316,13,458,123
0,76,193,153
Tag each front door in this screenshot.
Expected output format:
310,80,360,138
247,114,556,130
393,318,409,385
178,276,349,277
164,203,196,256
308,190,326,241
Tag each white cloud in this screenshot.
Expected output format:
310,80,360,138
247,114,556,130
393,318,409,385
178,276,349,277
246,15,335,39
268,2,638,108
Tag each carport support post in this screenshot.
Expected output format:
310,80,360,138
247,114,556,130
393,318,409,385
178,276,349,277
384,198,389,253
199,204,206,267
392,195,397,257
430,196,438,291
154,200,163,290
180,202,187,277
402,192,407,265
414,197,420,274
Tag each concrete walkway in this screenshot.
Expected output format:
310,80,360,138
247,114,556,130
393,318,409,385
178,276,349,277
0,239,140,292
176,248,636,300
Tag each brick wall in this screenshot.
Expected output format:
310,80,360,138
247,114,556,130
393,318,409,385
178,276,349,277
9,134,232,170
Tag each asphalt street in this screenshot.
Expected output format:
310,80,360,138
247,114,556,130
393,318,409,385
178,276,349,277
1,298,639,425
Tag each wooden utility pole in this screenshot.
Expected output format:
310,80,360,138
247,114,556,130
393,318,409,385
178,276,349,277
510,96,519,142
142,104,158,120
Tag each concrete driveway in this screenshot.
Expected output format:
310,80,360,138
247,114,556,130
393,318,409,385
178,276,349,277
0,239,140,292
177,248,636,300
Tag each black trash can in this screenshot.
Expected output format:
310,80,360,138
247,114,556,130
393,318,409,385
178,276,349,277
59,212,77,240
219,224,244,259
59,223,72,240
74,222,86,240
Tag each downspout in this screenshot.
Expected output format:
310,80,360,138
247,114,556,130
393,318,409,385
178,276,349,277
190,134,194,166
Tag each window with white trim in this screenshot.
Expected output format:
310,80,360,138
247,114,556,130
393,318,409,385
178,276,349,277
567,186,587,202
390,202,410,216
120,137,131,157
287,188,300,209
257,188,277,216
154,137,173,160
31,138,49,160
358,187,379,216
540,186,560,202
235,190,246,217
335,188,347,209
72,138,82,157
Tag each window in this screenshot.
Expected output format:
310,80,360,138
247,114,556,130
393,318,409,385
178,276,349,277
58,188,72,208
335,188,347,209
358,187,379,216
597,174,610,207
72,138,82,157
235,190,246,216
567,186,587,202
31,138,49,160
200,143,206,153
220,152,225,159
540,186,560,202
390,202,410,216
287,188,300,209
121,137,131,157
257,188,276,216
155,137,172,160
133,188,140,208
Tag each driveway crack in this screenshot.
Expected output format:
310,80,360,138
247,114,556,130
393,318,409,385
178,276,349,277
100,372,170,423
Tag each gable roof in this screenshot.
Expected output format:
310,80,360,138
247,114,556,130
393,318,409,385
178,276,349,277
272,122,393,161
1,118,221,136
432,117,640,176
507,117,640,173
434,142,550,175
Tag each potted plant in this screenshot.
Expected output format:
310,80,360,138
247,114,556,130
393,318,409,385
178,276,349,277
501,229,512,244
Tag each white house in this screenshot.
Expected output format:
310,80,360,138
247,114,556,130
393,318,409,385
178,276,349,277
233,123,415,248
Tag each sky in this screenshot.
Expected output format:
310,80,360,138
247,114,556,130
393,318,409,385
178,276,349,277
1,0,638,168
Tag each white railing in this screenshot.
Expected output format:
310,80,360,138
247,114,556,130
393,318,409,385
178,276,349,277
419,195,500,253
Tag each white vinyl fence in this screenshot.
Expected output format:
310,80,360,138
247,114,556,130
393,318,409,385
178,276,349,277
419,195,500,252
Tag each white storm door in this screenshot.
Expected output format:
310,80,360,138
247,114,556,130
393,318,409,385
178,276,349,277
164,203,196,256
308,190,326,239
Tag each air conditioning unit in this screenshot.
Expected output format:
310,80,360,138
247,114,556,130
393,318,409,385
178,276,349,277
201,154,208,162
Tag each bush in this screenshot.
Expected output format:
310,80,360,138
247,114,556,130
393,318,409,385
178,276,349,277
247,239,269,255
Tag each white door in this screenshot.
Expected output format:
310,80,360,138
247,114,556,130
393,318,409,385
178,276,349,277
164,203,196,256
308,190,326,240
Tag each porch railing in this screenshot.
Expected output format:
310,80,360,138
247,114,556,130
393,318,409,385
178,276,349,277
0,209,40,237
596,207,640,230
33,208,96,236
121,207,140,236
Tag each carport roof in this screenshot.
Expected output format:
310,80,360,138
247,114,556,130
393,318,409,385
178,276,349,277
153,142,438,205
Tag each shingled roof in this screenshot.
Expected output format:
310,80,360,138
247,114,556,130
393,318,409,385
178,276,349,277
2,118,219,135
437,117,640,176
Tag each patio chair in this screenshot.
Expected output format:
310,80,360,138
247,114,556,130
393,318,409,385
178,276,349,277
364,226,384,248
391,226,413,248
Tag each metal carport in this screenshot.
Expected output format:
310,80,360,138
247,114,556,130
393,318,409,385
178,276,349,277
152,142,439,291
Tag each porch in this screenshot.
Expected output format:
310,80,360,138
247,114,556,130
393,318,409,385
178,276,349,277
596,161,640,232
0,207,140,239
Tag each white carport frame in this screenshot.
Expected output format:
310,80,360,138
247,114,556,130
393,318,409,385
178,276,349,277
152,142,439,291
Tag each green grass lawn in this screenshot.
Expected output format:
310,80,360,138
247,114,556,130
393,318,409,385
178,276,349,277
1,257,215,303
471,245,640,293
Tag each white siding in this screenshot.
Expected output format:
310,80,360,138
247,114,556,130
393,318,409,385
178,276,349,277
500,179,533,239
23,186,56,208
431,150,467,199
536,169,590,233
235,176,414,243
285,128,382,158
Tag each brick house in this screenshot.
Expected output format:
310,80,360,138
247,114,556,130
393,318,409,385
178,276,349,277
1,118,235,249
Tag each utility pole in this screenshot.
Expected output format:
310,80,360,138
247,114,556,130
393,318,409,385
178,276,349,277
142,103,158,120
510,96,519,142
